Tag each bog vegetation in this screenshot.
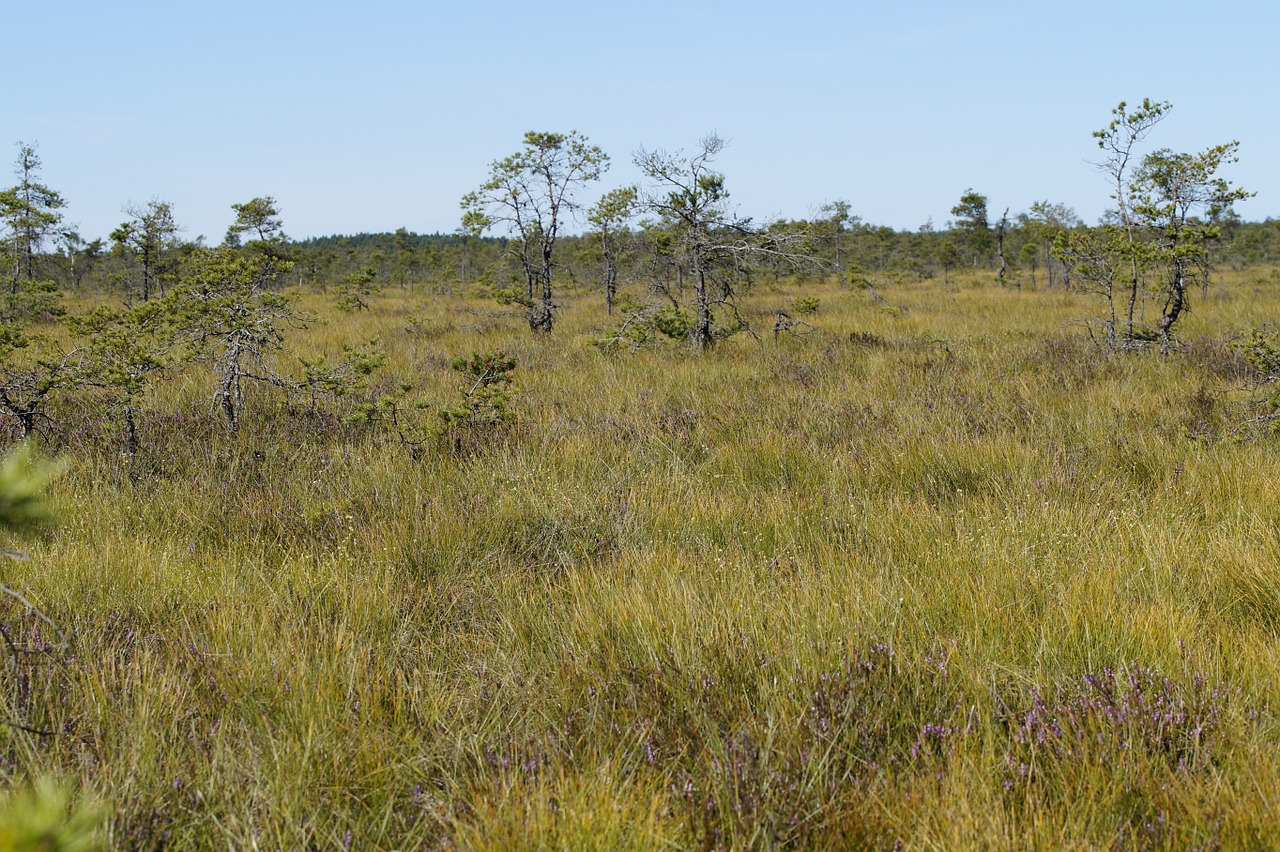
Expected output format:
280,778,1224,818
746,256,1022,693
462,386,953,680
0,104,1279,848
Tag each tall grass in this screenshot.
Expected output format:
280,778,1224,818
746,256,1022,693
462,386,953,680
1,270,1279,848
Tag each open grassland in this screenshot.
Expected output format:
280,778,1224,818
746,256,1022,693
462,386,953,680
4,269,1280,848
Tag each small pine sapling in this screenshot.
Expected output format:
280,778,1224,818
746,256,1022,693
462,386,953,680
351,351,517,458
335,266,380,312
67,300,172,455
440,351,517,454
792,296,819,316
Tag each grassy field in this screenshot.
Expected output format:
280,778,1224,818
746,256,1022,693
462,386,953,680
3,268,1280,849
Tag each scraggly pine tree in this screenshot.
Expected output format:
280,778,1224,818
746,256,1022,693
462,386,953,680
587,186,637,315
634,134,820,349
0,144,65,322
110,199,179,303
1055,100,1251,348
462,131,608,334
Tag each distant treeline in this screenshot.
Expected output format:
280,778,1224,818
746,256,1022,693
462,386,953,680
37,213,1280,299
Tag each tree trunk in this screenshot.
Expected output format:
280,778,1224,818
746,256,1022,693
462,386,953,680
220,338,243,431
692,254,712,351
124,404,138,456
1125,262,1140,340
1159,258,1187,351
995,209,1009,287
537,265,553,335
604,256,617,315
529,239,555,335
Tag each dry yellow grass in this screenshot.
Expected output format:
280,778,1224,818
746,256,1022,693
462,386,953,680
1,268,1279,848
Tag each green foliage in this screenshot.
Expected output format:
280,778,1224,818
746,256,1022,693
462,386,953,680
69,302,169,397
633,134,786,349
67,302,170,452
225,196,285,247
0,145,66,323
0,779,102,852
950,188,992,264
1093,98,1171,158
0,324,75,439
792,296,819,316
1062,99,1251,347
592,300,751,352
350,351,517,457
847,263,874,289
1017,201,1081,289
491,285,533,309
711,311,748,341
15,119,1280,847
0,144,66,289
1231,326,1280,430
165,246,302,429
349,379,437,457
651,305,691,340
587,186,638,232
587,186,637,314
819,199,856,268
297,339,386,410
0,279,62,325
440,351,517,430
1018,241,1039,269
0,445,58,532
461,131,609,333
640,153,733,282
1131,142,1253,342
1236,326,1280,381
209,214,1280,307
109,200,179,302
588,299,658,352
166,247,381,430
334,266,379,312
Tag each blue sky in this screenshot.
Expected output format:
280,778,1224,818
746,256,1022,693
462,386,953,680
7,0,1278,242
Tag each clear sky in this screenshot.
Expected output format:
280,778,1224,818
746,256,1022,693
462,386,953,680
7,0,1278,243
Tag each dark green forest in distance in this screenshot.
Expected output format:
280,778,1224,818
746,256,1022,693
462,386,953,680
35,207,1280,298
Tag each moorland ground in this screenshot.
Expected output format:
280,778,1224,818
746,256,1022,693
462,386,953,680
3,268,1280,848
